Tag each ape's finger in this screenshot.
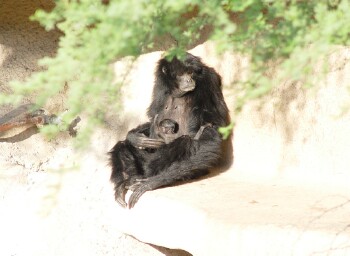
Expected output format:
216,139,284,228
115,186,127,208
128,187,146,208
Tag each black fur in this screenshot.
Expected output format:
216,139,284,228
110,53,231,208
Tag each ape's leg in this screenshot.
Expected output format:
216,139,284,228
128,169,209,208
109,141,145,207
127,127,222,208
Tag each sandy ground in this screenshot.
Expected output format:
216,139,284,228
0,126,191,256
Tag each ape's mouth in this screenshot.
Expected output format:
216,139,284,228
173,89,193,98
183,85,195,92
172,85,195,97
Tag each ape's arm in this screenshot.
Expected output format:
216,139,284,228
127,126,222,208
126,122,165,149
125,120,211,149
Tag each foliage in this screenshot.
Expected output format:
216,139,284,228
1,0,350,142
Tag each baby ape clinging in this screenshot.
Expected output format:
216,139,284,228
151,117,179,144
110,53,230,208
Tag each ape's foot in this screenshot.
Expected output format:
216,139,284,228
127,179,154,208
114,176,146,208
114,184,127,208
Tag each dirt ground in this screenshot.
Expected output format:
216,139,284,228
0,123,192,256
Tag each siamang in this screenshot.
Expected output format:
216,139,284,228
110,52,231,208
151,117,179,144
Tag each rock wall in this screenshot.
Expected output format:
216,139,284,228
1,1,350,181
231,48,350,181
115,43,350,182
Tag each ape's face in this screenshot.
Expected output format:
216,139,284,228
158,53,205,97
158,119,178,135
174,72,195,95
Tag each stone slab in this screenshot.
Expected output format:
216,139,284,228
114,173,350,255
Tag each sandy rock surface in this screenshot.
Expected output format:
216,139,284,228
0,128,191,256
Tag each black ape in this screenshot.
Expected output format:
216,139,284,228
110,53,230,208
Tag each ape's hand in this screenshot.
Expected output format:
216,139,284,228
194,123,213,140
127,132,165,149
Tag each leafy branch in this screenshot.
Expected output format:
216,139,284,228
1,0,349,143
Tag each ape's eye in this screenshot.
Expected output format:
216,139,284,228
170,71,178,78
194,67,203,74
162,66,167,74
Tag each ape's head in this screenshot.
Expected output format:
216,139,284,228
156,53,205,97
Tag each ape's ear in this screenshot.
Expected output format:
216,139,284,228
162,66,167,75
